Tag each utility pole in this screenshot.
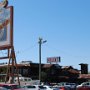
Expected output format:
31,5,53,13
38,37,47,84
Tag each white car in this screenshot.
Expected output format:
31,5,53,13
77,82,90,88
44,85,54,90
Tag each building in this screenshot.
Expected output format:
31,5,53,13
0,61,82,83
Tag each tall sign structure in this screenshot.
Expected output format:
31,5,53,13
0,0,20,84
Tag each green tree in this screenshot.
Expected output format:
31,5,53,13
41,71,47,82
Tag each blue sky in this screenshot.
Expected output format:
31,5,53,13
0,0,90,70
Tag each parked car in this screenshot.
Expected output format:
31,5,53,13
77,86,90,90
53,86,71,90
65,83,76,90
24,85,37,90
0,83,24,90
44,85,54,90
77,82,90,88
0,86,8,90
53,85,71,90
50,86,59,90
24,85,47,90
58,82,76,90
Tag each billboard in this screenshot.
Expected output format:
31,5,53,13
0,6,13,50
47,56,61,63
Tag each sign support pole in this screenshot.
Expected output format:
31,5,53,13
5,46,20,85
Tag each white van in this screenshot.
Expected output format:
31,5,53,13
14,77,40,85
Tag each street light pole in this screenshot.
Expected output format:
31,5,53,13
39,38,42,82
38,37,47,84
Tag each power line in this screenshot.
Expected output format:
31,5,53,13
15,43,37,56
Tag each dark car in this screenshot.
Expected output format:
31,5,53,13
0,83,24,90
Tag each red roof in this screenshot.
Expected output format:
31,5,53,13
68,69,79,74
43,64,53,68
79,74,90,79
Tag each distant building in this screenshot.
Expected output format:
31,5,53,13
0,61,87,83
79,63,88,74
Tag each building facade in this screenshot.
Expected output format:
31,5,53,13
0,61,86,83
